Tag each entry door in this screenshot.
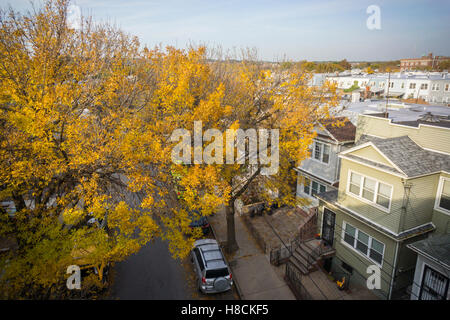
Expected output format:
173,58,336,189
419,265,449,300
322,208,336,246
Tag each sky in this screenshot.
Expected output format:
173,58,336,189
1,0,449,62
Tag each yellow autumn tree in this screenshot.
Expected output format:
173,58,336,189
131,47,340,253
0,0,341,299
0,0,163,298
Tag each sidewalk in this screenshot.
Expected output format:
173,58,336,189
208,206,296,300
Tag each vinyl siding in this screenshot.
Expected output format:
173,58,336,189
338,159,404,233
318,202,397,297
351,145,395,168
432,210,450,235
355,115,450,154
401,174,439,231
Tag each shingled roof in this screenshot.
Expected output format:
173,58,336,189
321,117,356,143
356,135,450,177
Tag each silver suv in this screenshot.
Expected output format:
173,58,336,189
191,239,233,294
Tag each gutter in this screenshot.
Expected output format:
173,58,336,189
406,243,450,271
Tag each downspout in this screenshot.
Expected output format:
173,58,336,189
388,241,400,300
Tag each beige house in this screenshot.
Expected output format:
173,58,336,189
315,113,450,299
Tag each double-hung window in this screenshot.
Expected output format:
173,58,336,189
347,171,392,211
410,83,416,89
342,222,385,266
312,141,330,164
420,83,428,90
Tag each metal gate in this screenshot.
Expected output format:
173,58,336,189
419,265,449,300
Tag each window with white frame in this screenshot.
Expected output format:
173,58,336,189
312,141,330,164
401,82,405,89
431,83,440,91
445,84,449,92
348,171,392,210
342,221,385,266
435,177,450,213
420,83,428,90
303,177,326,196
410,83,416,89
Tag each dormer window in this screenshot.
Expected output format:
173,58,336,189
312,141,330,164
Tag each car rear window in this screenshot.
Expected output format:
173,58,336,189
205,268,229,278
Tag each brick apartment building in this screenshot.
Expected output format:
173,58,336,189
400,53,449,71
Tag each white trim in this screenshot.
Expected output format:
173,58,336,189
311,141,331,165
339,141,406,175
301,176,328,198
339,154,407,178
294,167,337,186
434,176,450,216
317,123,339,144
358,113,450,132
346,170,394,213
341,221,385,268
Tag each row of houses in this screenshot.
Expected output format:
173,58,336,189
293,102,450,300
311,72,450,105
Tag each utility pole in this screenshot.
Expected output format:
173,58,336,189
385,70,390,117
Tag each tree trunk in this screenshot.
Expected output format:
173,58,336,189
225,201,239,253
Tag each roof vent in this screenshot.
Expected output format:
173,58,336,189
419,112,440,122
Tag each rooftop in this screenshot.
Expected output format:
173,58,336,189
337,100,450,124
321,117,356,143
407,234,450,270
356,135,450,178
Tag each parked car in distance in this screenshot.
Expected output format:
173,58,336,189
191,239,233,294
188,211,210,235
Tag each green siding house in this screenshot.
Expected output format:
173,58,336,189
315,114,450,299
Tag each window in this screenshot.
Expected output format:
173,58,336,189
431,83,440,91
349,172,362,195
356,230,369,255
194,248,205,271
389,82,394,88
342,221,385,266
205,268,229,279
312,141,331,164
343,223,356,246
304,178,310,195
369,238,384,265
347,171,393,211
312,181,319,195
420,83,428,90
435,178,450,213
377,183,392,208
445,84,449,92
303,177,327,197
401,82,405,89
362,177,376,201
410,83,416,89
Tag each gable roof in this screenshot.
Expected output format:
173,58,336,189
349,135,450,178
320,117,356,143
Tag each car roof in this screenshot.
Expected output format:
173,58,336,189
194,240,228,269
